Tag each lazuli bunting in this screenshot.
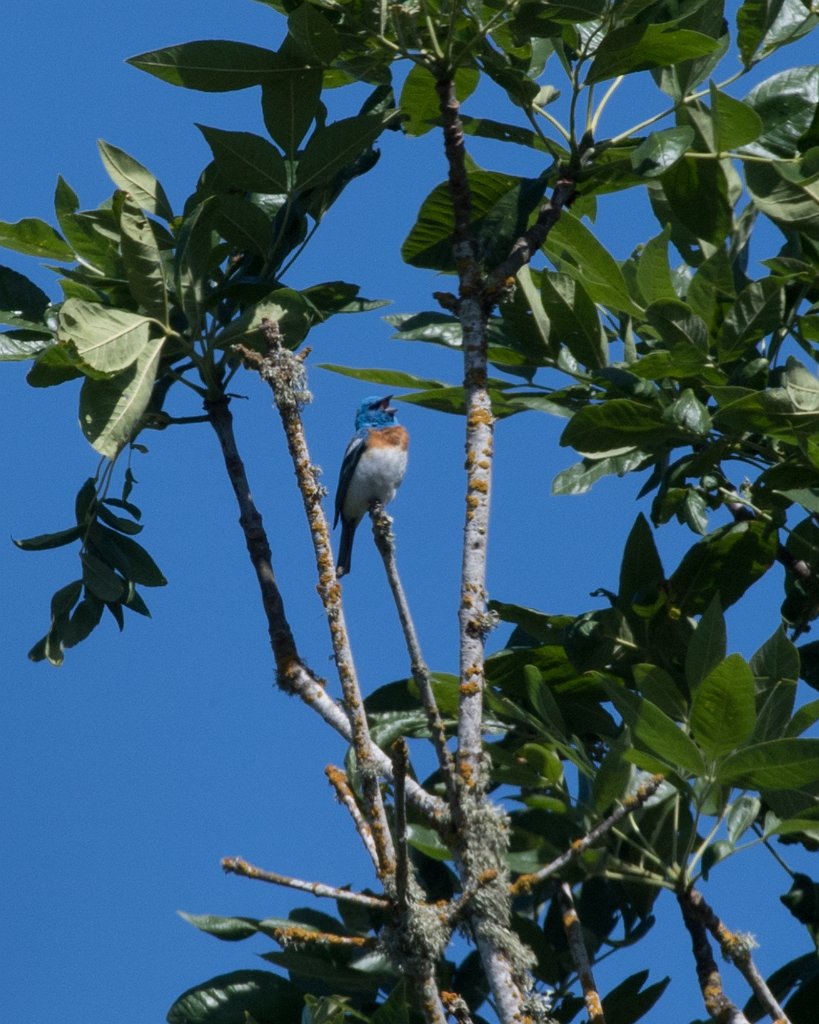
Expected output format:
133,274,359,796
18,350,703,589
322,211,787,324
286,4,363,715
334,395,409,577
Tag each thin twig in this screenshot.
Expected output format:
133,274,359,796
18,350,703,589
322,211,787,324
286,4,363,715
688,888,791,1024
221,856,390,910
239,325,395,878
511,774,665,895
273,925,376,949
557,883,605,1024
325,765,381,873
372,504,457,801
393,738,411,916
678,887,751,1024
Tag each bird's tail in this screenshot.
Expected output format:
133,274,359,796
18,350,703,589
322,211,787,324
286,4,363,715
336,520,356,577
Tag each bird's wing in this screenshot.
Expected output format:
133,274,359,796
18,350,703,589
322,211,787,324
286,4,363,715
334,433,367,526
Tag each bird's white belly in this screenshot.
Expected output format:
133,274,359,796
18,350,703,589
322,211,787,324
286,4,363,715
343,447,408,520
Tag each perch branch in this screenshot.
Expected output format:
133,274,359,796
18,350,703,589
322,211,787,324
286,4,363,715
238,325,395,878
372,504,457,800
221,856,390,910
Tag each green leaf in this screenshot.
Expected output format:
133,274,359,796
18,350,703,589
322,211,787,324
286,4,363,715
261,67,323,157
746,155,819,240
719,277,784,360
0,264,50,322
602,969,670,1024
660,156,732,246
97,141,173,220
79,341,164,457
668,520,777,615
685,598,726,691
744,66,819,158
618,513,664,606
175,199,219,336
166,970,304,1024
560,399,678,457
719,739,819,789
87,525,167,587
751,626,800,690
690,654,756,760
120,200,170,321
586,24,720,84
540,272,607,370
286,3,341,64
179,912,265,942
400,64,479,137
216,288,312,350
215,193,274,258
14,525,83,552
635,227,678,305
630,127,695,178
317,364,447,390
81,550,126,602
58,300,156,374
545,214,643,316
128,40,282,91
0,217,72,260
606,683,706,775
710,84,764,151
198,126,290,193
551,451,650,494
402,171,547,272
296,113,392,192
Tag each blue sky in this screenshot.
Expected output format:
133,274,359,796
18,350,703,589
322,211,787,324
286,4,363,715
1,2,817,1021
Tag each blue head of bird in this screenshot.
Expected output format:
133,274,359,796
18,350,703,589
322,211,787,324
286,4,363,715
354,395,398,431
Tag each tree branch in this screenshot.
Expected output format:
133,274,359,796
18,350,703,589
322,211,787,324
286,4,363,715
204,392,302,681
371,504,457,800
511,774,665,895
678,887,751,1024
221,856,390,910
326,764,382,874
687,888,791,1024
237,327,395,879
557,882,605,1024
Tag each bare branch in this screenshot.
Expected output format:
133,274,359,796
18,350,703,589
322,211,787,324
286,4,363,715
273,925,376,949
221,856,390,910
371,504,457,799
512,774,665,895
557,883,606,1024
393,738,411,916
238,326,395,878
326,765,382,873
678,887,752,1024
688,888,791,1024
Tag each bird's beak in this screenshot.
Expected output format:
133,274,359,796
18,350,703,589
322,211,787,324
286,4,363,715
380,395,396,414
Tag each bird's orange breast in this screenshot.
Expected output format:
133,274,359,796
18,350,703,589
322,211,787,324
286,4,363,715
367,425,409,450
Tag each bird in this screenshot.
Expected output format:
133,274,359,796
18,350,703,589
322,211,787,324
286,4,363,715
334,395,409,577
